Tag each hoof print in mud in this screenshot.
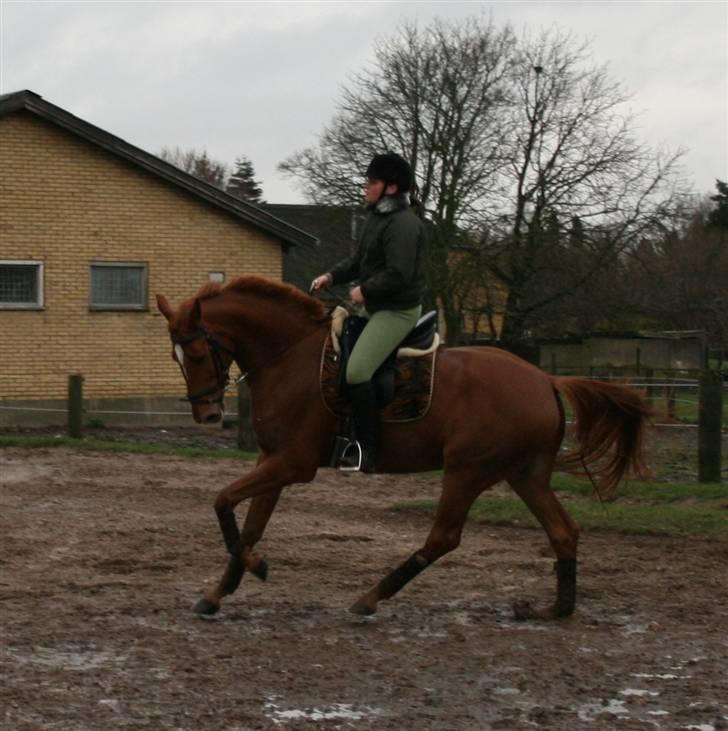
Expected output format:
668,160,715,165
512,601,567,621
512,600,538,621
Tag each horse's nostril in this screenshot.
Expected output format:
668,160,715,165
205,412,221,424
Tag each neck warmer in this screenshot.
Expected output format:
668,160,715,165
370,193,410,215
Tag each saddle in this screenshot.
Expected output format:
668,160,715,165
319,306,440,424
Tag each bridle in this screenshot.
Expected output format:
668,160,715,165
172,326,237,405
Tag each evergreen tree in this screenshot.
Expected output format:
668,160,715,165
227,156,264,203
707,179,728,230
568,215,586,248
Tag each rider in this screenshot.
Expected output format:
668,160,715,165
311,151,428,473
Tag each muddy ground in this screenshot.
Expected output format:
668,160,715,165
1,427,727,730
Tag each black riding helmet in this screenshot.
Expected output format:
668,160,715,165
365,152,412,194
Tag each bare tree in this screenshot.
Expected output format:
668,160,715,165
621,198,728,348
159,147,228,188
280,16,515,343
480,28,688,344
280,18,689,347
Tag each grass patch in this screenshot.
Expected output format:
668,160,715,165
396,475,728,536
3,434,726,535
0,435,257,461
550,473,728,502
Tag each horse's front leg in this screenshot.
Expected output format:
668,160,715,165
193,489,281,615
194,456,305,616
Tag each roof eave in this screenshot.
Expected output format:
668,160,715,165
0,90,317,248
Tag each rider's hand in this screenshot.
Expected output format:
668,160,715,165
350,286,365,305
310,273,332,293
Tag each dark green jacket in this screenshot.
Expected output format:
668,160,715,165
329,196,428,312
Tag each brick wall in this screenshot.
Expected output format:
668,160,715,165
0,112,282,400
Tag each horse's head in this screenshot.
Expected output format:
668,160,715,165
157,293,235,425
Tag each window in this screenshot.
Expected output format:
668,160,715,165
90,262,147,310
208,271,225,283
0,261,44,309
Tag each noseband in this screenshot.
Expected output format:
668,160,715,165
172,327,237,405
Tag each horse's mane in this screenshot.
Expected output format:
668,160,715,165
184,275,328,322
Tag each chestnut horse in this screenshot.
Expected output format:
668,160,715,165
156,275,651,620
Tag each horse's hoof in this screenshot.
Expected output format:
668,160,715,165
349,599,376,616
251,558,268,582
552,602,575,619
193,597,220,616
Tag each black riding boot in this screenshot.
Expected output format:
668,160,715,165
342,381,381,473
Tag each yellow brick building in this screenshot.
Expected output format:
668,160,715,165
442,248,507,344
0,90,315,423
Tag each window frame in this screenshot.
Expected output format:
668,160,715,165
0,260,45,310
89,261,148,312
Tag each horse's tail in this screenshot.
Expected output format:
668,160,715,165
551,376,652,497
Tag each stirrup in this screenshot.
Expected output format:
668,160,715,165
338,440,363,472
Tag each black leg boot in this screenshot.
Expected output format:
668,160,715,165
342,381,381,473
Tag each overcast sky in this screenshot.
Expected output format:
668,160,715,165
1,0,726,203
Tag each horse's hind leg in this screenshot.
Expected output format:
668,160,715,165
350,466,489,615
508,458,580,620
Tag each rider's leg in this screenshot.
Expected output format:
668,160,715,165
344,305,421,472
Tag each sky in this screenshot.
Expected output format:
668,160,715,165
1,0,726,203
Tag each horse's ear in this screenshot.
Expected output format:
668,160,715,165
156,294,174,321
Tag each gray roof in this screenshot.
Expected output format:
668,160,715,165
0,90,317,249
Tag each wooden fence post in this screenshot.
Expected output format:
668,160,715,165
237,382,256,453
643,367,655,402
68,374,84,439
698,369,722,483
666,385,676,420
